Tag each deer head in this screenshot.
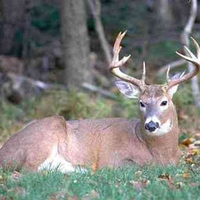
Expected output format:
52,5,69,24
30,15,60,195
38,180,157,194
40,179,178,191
110,32,200,136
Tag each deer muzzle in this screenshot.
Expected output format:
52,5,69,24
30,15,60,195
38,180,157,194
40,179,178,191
145,121,160,132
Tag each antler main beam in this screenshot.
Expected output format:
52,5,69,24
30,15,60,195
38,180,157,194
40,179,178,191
110,32,200,90
167,37,200,89
109,32,146,91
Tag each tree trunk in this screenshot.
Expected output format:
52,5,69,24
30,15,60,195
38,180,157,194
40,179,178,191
156,0,172,28
61,0,91,88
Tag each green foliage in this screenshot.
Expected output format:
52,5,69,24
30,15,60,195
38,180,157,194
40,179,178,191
173,84,194,109
113,95,138,118
149,41,181,64
33,89,113,120
0,101,25,142
30,3,60,35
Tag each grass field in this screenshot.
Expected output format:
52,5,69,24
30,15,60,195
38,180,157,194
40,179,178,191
0,89,200,200
0,160,200,200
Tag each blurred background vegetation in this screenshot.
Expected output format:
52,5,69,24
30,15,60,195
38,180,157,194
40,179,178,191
0,0,200,143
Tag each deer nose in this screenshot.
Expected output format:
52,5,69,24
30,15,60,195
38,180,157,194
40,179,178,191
145,121,159,132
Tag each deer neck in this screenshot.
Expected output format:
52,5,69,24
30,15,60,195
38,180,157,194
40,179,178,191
136,107,180,163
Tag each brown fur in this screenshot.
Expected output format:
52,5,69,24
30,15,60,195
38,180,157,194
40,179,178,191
0,85,182,172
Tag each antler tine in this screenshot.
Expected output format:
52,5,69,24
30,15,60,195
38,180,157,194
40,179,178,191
110,31,146,91
166,65,171,83
167,37,200,89
142,61,146,82
191,36,200,58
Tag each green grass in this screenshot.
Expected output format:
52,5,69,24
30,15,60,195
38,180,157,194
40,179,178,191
0,89,113,143
0,89,200,199
0,162,200,200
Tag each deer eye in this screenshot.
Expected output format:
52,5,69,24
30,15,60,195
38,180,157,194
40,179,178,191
160,101,168,106
139,101,145,108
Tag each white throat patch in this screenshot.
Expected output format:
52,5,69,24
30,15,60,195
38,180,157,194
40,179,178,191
146,119,172,136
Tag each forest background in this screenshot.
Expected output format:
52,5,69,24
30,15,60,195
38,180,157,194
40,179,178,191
1,1,200,199
1,0,200,136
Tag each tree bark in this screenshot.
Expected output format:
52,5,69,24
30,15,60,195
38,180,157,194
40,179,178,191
61,0,91,88
156,0,172,29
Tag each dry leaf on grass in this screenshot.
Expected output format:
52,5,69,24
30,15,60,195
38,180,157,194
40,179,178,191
184,157,193,164
182,172,190,179
158,174,180,189
181,138,193,147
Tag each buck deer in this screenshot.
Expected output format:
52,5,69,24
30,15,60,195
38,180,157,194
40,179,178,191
0,32,199,173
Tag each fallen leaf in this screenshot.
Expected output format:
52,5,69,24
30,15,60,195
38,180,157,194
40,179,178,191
184,157,193,164
158,174,171,180
158,174,179,189
182,173,190,179
181,138,192,147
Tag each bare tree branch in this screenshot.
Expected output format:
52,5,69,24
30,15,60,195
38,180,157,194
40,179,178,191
0,72,117,103
181,0,200,108
158,59,186,75
87,0,112,65
82,82,117,100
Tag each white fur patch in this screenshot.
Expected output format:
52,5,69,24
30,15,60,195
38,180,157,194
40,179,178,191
146,119,172,136
38,146,75,173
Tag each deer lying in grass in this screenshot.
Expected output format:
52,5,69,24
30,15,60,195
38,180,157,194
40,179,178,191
0,32,200,173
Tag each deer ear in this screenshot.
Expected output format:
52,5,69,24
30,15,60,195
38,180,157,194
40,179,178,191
115,80,140,98
167,72,184,97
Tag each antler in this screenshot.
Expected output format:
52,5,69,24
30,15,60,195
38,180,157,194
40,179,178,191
109,31,146,91
167,37,200,89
